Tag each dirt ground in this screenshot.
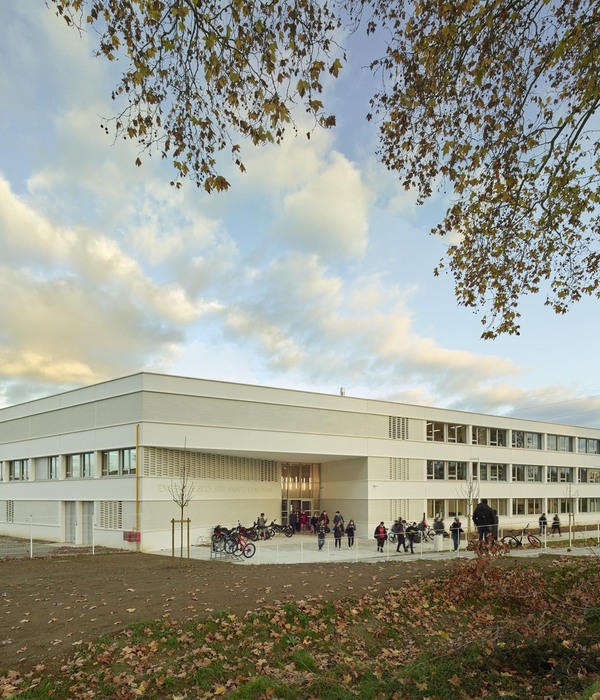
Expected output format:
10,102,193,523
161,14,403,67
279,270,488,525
0,550,461,676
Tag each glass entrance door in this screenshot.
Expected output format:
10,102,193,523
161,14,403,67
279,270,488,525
281,462,319,526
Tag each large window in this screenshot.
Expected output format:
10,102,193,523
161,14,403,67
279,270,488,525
547,435,574,452
101,448,136,477
512,464,542,482
472,426,507,447
67,453,94,479
548,466,573,483
512,498,542,516
512,431,542,449
426,461,467,480
474,463,508,481
579,498,600,513
8,459,29,481
578,468,600,484
578,438,599,454
548,498,572,515
426,421,467,443
37,456,59,480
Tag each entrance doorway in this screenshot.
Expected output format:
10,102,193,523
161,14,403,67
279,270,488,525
281,462,320,526
282,499,314,529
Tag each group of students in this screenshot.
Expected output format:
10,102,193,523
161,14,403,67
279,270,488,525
314,510,357,550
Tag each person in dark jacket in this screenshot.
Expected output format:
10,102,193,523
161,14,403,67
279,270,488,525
405,521,418,553
472,498,495,541
333,520,344,548
449,516,462,551
345,519,356,548
374,521,387,552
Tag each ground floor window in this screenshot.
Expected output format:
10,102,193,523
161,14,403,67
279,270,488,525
426,498,507,520
547,498,572,515
578,498,600,513
512,498,542,516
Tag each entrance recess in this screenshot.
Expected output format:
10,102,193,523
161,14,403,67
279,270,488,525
281,463,320,525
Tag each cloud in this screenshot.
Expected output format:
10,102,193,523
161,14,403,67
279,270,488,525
273,152,371,259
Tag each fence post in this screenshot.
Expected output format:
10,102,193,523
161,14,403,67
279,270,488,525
29,515,33,558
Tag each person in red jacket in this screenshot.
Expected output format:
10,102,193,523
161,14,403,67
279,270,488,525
374,521,388,552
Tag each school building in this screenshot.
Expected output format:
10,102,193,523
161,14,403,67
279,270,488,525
0,372,598,550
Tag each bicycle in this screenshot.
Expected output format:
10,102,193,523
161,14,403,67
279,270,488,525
224,530,256,558
500,523,542,549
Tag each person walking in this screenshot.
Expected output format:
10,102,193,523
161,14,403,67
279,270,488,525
317,518,327,550
333,520,344,548
538,513,547,536
491,509,499,541
552,514,561,536
345,519,356,548
374,521,387,552
396,519,408,552
449,516,462,552
405,521,418,554
472,498,495,541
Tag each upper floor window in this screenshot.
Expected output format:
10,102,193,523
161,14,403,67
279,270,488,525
578,438,599,454
102,448,136,477
67,453,94,479
512,431,542,450
512,464,542,482
8,459,29,481
37,456,59,480
548,466,573,483
426,422,467,443
547,435,573,452
426,460,467,480
579,468,600,484
472,427,507,447
474,462,508,481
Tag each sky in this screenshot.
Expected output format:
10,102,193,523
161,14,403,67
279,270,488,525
0,1,599,428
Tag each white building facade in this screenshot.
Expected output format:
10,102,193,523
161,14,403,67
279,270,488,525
0,372,599,551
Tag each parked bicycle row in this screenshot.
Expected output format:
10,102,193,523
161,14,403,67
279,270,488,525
210,518,294,558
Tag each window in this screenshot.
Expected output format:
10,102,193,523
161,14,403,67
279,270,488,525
512,431,542,449
579,498,600,513
581,468,600,483
472,426,507,447
512,498,542,516
547,435,573,452
548,498,572,515
488,499,508,517
447,462,467,480
8,459,29,481
426,421,467,443
512,464,542,482
67,453,94,479
427,460,445,480
426,421,445,442
475,463,507,481
101,448,137,477
447,424,467,444
490,429,507,447
426,461,467,480
37,456,59,480
548,467,573,484
548,467,573,483
472,427,488,445
578,438,599,454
